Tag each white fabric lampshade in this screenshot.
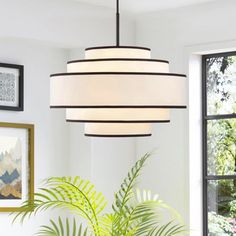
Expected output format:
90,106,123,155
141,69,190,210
50,46,187,136
85,46,151,59
66,108,170,123
84,123,152,137
50,73,186,108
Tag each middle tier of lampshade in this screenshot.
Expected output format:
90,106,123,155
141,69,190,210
84,123,152,137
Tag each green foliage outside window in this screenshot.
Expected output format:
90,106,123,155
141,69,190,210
206,54,236,235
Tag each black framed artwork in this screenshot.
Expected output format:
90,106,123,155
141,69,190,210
0,63,24,111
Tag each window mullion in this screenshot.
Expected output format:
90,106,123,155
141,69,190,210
205,175,236,180
204,114,236,120
202,55,208,236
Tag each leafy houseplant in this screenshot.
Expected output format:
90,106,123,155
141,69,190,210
14,153,187,236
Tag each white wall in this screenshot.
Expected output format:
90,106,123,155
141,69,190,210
135,0,236,234
0,0,135,49
0,0,122,48
0,38,69,235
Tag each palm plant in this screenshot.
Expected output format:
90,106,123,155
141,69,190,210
13,153,187,236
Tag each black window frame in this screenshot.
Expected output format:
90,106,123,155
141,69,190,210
202,51,236,235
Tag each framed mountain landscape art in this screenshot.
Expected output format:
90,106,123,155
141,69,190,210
0,122,34,212
0,63,24,111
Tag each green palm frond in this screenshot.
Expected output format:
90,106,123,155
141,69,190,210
147,221,187,236
36,217,89,236
112,188,187,236
98,214,115,236
123,200,160,235
113,153,151,214
120,190,168,236
12,153,188,236
13,177,107,236
134,190,187,236
111,153,151,235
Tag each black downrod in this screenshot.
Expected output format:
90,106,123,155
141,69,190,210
116,0,120,46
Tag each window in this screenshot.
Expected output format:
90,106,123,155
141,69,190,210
202,52,236,235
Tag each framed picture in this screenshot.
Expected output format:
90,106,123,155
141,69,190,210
0,63,24,111
0,122,34,212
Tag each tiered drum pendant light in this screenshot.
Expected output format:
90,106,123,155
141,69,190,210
50,0,187,137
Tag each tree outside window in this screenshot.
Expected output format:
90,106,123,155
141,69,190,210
203,52,236,236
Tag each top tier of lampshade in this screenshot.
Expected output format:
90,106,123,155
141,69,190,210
50,46,187,108
84,46,151,59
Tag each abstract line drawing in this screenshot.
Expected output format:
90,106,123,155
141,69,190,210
0,63,24,111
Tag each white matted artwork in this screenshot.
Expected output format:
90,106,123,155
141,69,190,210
0,123,34,212
0,63,24,111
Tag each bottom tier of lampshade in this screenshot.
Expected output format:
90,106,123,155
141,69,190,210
84,123,152,137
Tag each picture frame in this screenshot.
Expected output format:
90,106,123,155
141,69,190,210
0,122,34,212
0,63,24,111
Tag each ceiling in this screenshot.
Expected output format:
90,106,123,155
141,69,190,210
74,0,217,13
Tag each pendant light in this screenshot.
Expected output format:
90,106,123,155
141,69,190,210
50,0,187,137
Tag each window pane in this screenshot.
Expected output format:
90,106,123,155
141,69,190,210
208,179,236,235
206,55,236,115
207,119,236,176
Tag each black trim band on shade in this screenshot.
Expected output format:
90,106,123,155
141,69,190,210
84,134,152,138
51,105,187,109
66,120,170,123
67,58,169,64
85,46,151,51
50,72,187,77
